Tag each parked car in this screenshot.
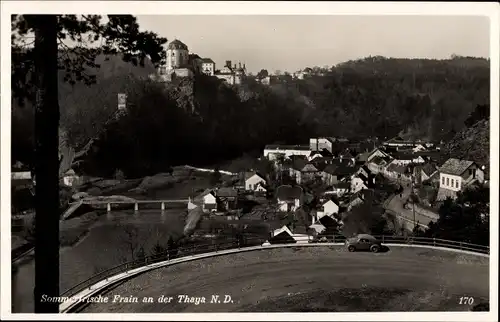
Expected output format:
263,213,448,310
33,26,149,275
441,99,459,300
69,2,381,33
345,234,382,253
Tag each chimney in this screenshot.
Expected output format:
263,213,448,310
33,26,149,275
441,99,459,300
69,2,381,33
243,63,246,69
234,64,237,70
226,60,231,68
239,62,241,69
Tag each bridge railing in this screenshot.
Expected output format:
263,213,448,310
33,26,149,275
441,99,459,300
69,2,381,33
60,234,489,300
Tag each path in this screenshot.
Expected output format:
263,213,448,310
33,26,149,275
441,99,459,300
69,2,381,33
384,184,437,227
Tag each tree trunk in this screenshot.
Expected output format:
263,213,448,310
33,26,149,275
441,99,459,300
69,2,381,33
33,15,60,313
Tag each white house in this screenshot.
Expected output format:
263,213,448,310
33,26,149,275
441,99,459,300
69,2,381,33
389,153,426,165
198,190,218,213
412,144,427,152
200,58,216,76
309,137,334,153
264,144,311,161
314,199,340,223
324,182,350,197
276,185,303,212
437,158,485,201
351,175,370,194
245,172,266,191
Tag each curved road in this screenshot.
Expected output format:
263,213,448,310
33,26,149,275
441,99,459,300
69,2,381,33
81,246,489,312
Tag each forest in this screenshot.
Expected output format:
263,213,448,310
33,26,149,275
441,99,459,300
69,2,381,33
11,55,490,178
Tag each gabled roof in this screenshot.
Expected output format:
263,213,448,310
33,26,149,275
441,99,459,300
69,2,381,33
245,171,265,181
439,158,476,176
194,189,216,203
272,225,294,237
390,152,417,160
333,165,357,176
290,158,309,171
386,163,408,174
321,164,338,175
276,185,302,201
201,58,215,64
421,163,438,177
369,156,387,166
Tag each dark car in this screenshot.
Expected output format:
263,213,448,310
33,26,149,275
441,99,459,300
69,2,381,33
345,234,382,253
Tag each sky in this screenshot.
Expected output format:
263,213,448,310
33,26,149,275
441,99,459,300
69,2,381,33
136,15,490,74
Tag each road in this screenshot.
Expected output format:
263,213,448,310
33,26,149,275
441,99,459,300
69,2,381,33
81,246,489,313
384,185,437,227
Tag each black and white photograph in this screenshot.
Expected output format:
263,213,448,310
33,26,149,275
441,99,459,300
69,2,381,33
1,1,498,320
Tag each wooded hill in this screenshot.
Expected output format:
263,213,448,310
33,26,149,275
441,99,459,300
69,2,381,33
11,55,490,178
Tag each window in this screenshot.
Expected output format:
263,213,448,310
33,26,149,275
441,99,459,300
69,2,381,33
451,178,454,187
446,177,449,186
441,176,445,185
456,180,459,189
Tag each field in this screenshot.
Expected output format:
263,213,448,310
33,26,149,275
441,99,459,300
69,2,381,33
82,246,489,313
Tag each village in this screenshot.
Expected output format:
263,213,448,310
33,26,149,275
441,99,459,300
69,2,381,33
186,136,489,244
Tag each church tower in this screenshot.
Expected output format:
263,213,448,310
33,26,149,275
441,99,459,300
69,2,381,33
166,39,189,71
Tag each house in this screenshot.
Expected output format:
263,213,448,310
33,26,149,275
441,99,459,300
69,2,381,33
436,158,485,201
268,225,296,244
276,185,303,212
309,222,326,235
389,152,426,165
216,187,239,211
266,225,311,245
245,172,267,191
383,136,420,149
314,198,340,223
356,165,372,178
263,144,311,161
366,156,391,174
383,163,413,182
324,182,350,196
254,182,268,196
214,60,246,85
316,164,338,186
11,170,33,190
288,159,318,184
367,148,391,162
412,144,427,152
194,189,218,213
350,173,374,194
346,190,374,211
199,58,216,76
308,148,333,161
415,163,439,184
62,169,80,187
309,137,335,153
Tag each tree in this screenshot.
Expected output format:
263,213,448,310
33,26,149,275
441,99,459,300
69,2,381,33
166,236,179,259
12,15,166,313
150,241,166,260
256,69,269,79
341,202,389,237
210,168,222,186
424,186,489,246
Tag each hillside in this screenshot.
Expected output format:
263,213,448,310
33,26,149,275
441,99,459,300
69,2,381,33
444,118,490,167
12,55,490,177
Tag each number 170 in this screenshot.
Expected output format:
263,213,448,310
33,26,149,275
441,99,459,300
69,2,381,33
459,296,474,305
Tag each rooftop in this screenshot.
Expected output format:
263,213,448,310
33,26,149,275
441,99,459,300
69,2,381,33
439,158,475,176
265,144,311,151
167,39,188,51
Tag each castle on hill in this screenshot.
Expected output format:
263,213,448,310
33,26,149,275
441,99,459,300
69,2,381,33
151,39,247,85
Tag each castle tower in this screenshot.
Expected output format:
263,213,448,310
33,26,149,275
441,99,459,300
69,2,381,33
166,39,189,71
